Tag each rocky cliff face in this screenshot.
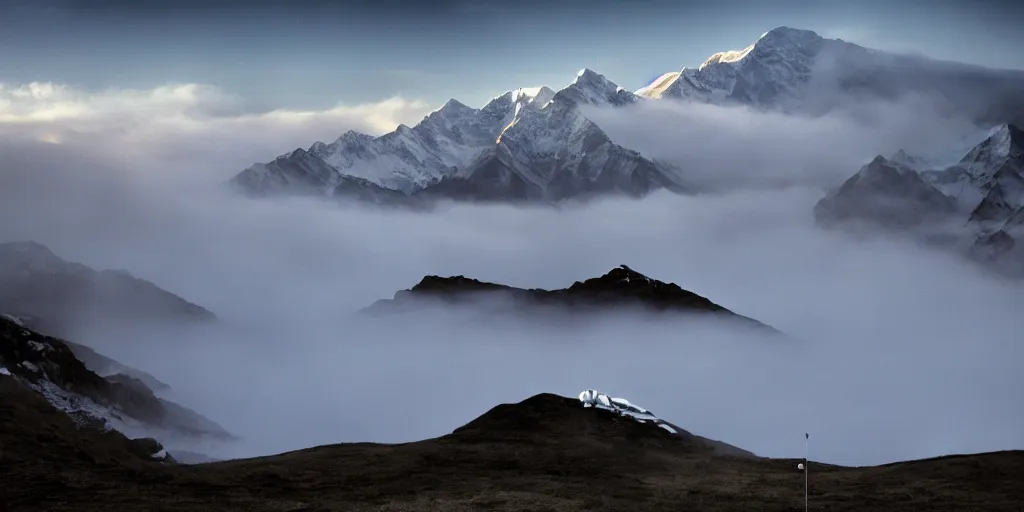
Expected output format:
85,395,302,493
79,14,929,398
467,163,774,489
0,315,232,441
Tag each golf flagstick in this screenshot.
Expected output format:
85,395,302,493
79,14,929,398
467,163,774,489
805,432,809,512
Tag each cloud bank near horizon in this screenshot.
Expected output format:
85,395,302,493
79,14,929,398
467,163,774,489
0,81,434,186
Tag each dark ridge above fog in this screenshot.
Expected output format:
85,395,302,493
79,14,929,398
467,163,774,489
363,265,777,332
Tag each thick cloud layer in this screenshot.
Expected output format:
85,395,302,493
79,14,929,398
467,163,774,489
0,83,1021,467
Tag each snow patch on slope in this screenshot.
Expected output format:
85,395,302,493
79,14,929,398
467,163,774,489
578,389,665,426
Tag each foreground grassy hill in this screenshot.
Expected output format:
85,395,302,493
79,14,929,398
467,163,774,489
2,377,1022,512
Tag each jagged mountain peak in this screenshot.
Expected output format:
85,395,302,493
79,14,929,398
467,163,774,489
575,68,605,81
482,86,555,113
508,86,556,104
435,69,677,202
552,68,636,107
420,98,484,129
430,98,475,117
957,123,1024,182
695,26,824,71
572,68,626,91
443,97,470,109
852,155,935,184
481,86,557,128
524,85,556,101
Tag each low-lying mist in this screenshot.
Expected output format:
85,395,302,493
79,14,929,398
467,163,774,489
0,87,1021,467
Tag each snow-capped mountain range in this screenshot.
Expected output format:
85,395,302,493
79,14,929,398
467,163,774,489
815,123,1024,276
637,27,839,107
228,26,1024,204
636,27,1024,119
230,69,684,203
313,86,557,193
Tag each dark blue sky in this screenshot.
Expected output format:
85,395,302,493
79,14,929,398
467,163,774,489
2,0,1022,110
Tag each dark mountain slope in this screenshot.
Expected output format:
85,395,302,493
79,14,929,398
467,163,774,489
0,375,175,508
